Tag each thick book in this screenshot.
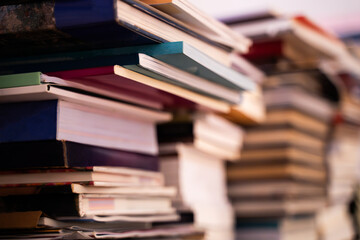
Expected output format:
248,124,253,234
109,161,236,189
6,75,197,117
0,183,176,198
114,65,231,113
262,108,330,138
1,42,255,92
233,197,325,217
0,84,170,123
227,163,326,184
0,140,159,171
138,0,250,52
238,146,324,167
0,166,164,187
264,86,335,122
0,211,148,230
228,180,325,199
243,127,326,152
1,193,174,217
0,99,163,154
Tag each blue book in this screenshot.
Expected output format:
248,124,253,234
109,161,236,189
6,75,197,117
1,42,254,91
0,99,164,155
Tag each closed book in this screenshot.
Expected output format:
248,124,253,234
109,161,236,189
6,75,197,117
0,183,176,198
227,163,326,184
1,193,174,217
0,140,159,171
238,146,324,167
137,0,250,52
0,166,164,187
0,99,160,154
233,197,325,217
243,127,326,152
1,42,254,92
228,180,325,199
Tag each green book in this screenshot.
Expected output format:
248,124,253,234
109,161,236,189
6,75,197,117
0,72,41,89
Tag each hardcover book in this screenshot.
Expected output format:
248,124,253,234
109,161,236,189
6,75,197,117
0,140,159,171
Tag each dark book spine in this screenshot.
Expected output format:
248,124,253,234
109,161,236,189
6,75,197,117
0,194,80,217
0,100,58,143
0,140,159,171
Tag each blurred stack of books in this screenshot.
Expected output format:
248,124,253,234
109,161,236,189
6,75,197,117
225,10,360,240
157,111,248,240
0,0,263,239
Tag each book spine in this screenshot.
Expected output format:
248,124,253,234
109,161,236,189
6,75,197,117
0,140,159,171
0,100,58,143
2,194,80,217
54,0,115,28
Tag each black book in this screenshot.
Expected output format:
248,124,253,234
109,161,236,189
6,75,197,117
0,140,158,171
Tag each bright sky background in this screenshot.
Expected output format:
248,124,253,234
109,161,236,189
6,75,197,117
191,0,360,37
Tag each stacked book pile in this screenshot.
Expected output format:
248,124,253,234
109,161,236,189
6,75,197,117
0,72,210,239
227,71,336,240
157,112,247,240
0,0,263,239
224,10,360,240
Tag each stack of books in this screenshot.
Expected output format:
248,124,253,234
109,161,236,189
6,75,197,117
224,11,353,240
0,72,211,239
0,0,264,239
157,112,245,240
227,70,336,217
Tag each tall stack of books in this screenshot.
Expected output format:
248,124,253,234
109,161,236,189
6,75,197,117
227,70,336,240
157,112,246,240
0,0,263,239
0,71,209,239
224,11,360,240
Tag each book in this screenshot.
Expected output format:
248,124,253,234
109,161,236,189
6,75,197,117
227,13,360,76
233,197,325,217
138,0,251,52
0,42,255,92
227,163,326,184
239,146,324,167
0,211,148,230
1,193,175,217
0,167,164,187
0,99,159,154
0,85,170,122
0,183,176,198
0,140,159,171
264,86,335,122
114,65,231,113
228,180,325,199
243,127,326,151
263,108,330,138
227,14,346,59
193,113,244,160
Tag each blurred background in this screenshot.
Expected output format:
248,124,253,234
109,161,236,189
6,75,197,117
192,0,360,37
